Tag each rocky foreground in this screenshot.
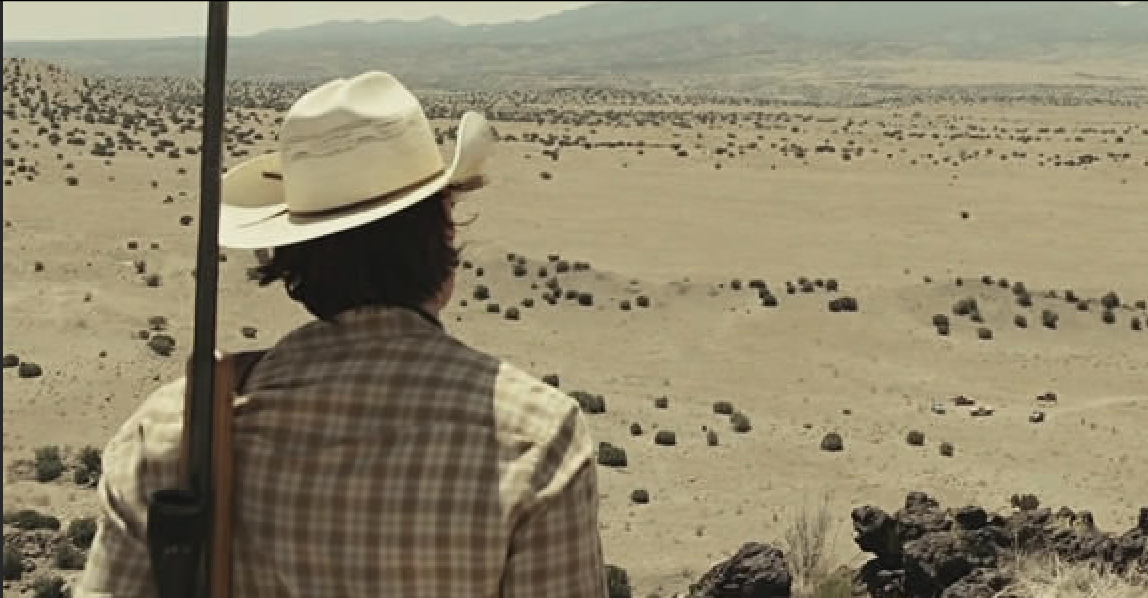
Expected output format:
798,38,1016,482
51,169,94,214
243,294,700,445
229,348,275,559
683,493,1147,598
5,488,1145,597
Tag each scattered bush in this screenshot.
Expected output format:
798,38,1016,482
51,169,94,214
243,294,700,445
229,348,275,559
3,544,23,581
3,509,60,531
731,412,752,434
18,362,43,379
820,433,844,452
939,442,955,457
654,430,677,446
597,443,627,468
1011,493,1041,511
570,391,606,414
606,564,632,598
31,575,68,598
630,489,650,505
906,430,926,446
66,516,98,550
34,446,64,482
51,542,86,570
713,400,734,416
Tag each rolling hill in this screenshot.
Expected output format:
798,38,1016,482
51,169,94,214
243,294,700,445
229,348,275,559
3,1,1145,84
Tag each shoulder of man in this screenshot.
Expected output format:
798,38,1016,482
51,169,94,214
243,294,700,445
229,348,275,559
490,360,595,473
93,376,188,540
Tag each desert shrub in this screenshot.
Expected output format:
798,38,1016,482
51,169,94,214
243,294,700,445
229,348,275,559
977,327,994,340
570,391,606,414
635,295,650,308
18,362,43,378
1011,494,1041,511
504,307,520,321
4,509,61,531
629,422,643,436
906,430,926,446
1102,310,1116,325
597,443,627,468
820,433,844,452
51,542,86,570
932,314,949,327
713,400,734,415
76,445,101,477
1015,315,1028,328
785,493,837,590
31,575,68,598
654,396,669,409
731,412,752,433
34,446,64,482
3,544,23,580
630,489,650,504
953,298,977,316
939,442,955,457
147,334,176,357
1100,291,1121,310
605,564,632,598
827,297,859,312
66,517,98,550
654,430,676,446
707,429,720,446
1003,553,1145,598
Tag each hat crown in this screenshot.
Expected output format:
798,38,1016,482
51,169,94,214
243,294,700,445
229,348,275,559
278,72,444,213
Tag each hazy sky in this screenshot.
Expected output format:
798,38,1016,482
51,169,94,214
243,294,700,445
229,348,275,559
2,1,600,41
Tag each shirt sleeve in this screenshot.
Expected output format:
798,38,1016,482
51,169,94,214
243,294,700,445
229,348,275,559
76,380,187,598
500,410,609,598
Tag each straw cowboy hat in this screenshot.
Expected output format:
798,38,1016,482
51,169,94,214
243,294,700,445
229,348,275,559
218,71,494,250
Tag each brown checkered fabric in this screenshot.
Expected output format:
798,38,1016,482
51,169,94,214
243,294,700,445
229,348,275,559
77,307,608,597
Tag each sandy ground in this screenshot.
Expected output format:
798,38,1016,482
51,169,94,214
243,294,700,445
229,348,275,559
3,58,1146,595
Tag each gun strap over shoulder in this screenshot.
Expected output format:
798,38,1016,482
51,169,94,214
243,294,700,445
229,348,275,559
176,348,267,598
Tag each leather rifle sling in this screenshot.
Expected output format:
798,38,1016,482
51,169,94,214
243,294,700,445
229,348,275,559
178,350,267,598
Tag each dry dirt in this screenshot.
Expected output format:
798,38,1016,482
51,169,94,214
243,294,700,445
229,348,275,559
3,57,1146,595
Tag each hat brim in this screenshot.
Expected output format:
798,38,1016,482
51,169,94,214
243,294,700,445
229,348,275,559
218,111,493,250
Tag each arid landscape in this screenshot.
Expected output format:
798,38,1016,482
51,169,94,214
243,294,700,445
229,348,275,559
3,2,1148,596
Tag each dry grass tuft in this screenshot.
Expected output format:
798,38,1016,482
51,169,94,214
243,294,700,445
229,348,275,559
784,492,840,592
997,553,1146,598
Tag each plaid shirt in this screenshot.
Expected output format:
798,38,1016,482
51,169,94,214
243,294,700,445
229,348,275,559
78,307,608,597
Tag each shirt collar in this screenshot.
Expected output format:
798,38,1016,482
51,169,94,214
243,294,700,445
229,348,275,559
333,305,444,334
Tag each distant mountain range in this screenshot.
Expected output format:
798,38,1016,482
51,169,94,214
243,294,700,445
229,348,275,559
4,1,1146,85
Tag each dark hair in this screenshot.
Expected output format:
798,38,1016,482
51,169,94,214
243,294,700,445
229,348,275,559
255,191,463,321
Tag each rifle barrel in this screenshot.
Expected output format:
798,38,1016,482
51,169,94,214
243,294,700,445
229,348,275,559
189,1,230,595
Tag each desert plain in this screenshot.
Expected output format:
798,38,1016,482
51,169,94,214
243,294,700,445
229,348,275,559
2,54,1146,596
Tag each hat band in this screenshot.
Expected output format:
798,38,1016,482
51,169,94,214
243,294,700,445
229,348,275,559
260,169,445,218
